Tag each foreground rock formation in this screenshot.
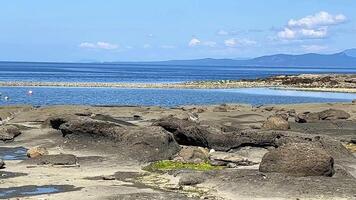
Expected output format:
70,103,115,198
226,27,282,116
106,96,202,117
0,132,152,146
0,103,356,199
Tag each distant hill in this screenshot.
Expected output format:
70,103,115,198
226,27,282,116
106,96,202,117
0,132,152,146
119,51,356,67
344,49,356,58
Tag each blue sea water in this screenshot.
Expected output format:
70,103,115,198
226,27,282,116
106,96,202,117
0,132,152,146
0,62,356,106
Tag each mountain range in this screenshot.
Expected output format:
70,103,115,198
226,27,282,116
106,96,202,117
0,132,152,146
114,49,356,67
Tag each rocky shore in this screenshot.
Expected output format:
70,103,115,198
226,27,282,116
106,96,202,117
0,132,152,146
1,74,356,92
1,102,356,199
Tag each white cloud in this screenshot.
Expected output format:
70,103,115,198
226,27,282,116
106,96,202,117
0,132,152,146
143,44,152,49
288,11,346,28
188,38,201,47
301,44,328,52
79,42,119,50
278,28,297,39
224,38,257,48
224,38,238,47
278,11,346,40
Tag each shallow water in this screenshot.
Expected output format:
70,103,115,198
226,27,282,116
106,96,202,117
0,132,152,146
0,147,28,161
0,185,77,199
0,87,355,107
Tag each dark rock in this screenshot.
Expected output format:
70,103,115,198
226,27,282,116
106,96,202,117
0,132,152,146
0,125,21,141
59,118,180,162
153,117,209,147
295,109,350,123
178,173,206,186
154,117,354,161
264,106,274,111
0,159,4,169
351,138,356,144
262,115,290,130
259,142,334,177
295,112,320,123
318,109,350,120
42,115,76,129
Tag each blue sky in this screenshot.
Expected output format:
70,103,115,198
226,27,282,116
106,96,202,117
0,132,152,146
1,0,356,62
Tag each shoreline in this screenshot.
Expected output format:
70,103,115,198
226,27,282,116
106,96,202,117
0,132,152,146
1,74,356,93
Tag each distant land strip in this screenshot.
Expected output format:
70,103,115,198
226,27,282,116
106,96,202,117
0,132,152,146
0,74,356,93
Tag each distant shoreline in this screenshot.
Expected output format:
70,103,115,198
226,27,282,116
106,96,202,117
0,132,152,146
1,73,356,93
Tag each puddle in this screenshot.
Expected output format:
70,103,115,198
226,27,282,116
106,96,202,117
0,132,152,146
0,147,28,160
0,171,27,179
0,185,80,199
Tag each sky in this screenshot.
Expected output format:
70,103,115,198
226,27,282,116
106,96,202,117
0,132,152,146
1,0,356,62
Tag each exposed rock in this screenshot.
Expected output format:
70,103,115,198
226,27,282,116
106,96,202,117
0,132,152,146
318,109,350,120
153,117,209,147
26,154,78,166
0,159,4,169
264,106,274,111
154,117,354,161
212,106,228,112
209,151,257,166
178,173,206,186
42,114,77,129
295,109,350,123
262,115,290,130
0,125,21,141
174,146,209,164
259,142,334,177
59,118,180,162
27,147,49,158
295,112,320,123
229,146,269,163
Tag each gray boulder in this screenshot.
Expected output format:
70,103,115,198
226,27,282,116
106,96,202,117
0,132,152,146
0,125,21,141
319,109,350,120
295,109,350,123
259,142,334,177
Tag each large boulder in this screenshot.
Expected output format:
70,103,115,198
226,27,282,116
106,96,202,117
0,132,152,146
295,109,350,123
318,109,350,120
0,125,21,141
262,116,290,130
59,118,180,162
153,117,209,147
259,142,334,177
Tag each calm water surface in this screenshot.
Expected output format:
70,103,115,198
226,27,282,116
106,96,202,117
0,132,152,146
0,87,355,107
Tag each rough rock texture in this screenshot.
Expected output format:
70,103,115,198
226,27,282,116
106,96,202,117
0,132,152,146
174,146,209,163
259,142,334,177
154,117,354,162
262,115,290,130
153,117,209,147
178,173,206,186
25,154,78,165
209,151,257,166
27,147,49,158
295,109,350,123
0,125,21,141
59,118,180,162
0,159,4,169
318,109,351,120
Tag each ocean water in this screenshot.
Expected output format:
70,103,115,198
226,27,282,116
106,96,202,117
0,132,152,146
0,87,355,107
1,61,356,83
1,62,356,106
